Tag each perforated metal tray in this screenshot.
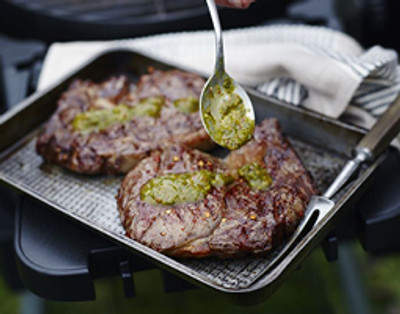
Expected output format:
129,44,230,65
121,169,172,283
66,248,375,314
0,49,383,304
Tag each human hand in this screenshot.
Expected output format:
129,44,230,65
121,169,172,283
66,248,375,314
215,0,254,9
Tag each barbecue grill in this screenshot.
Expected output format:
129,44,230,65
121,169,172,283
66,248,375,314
1,0,400,312
0,0,291,42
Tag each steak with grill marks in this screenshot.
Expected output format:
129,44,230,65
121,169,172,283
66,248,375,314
117,118,318,258
36,69,212,174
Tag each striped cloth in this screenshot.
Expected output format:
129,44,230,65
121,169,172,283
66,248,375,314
257,43,400,118
257,77,309,107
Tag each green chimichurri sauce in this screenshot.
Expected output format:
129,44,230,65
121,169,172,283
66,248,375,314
141,162,272,206
202,77,254,151
173,97,199,114
72,96,164,133
238,162,272,190
131,96,164,117
140,170,233,206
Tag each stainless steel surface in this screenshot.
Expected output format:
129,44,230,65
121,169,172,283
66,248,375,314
355,94,400,160
200,0,255,148
0,49,385,303
206,0,223,64
324,150,369,199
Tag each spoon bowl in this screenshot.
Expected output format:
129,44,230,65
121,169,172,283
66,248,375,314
200,0,255,150
200,71,255,150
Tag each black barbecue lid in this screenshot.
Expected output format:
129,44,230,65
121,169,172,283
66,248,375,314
0,0,293,42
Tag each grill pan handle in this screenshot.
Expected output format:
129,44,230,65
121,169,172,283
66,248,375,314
355,94,400,161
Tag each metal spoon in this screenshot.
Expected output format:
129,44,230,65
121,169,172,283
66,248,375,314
200,0,255,150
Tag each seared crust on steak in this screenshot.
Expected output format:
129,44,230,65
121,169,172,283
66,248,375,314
36,70,212,174
117,118,318,258
132,69,205,101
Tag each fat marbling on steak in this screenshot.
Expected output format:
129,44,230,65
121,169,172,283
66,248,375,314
36,69,212,174
117,118,318,258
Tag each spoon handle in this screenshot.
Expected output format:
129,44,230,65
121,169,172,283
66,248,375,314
205,0,225,73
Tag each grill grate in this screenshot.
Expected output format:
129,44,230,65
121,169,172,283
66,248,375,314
10,0,205,17
0,136,345,290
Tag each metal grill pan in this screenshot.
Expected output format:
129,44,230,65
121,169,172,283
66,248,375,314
0,50,384,304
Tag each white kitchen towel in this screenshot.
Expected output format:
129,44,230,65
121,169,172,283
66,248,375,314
38,25,400,139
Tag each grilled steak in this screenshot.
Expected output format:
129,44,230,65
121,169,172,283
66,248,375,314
36,69,212,174
117,118,318,258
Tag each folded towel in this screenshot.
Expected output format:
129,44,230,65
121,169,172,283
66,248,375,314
38,25,400,146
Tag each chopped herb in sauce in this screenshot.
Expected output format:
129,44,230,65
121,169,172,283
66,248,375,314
141,162,272,206
131,96,164,117
173,97,199,114
140,170,232,206
72,96,164,133
238,162,272,190
202,78,254,150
